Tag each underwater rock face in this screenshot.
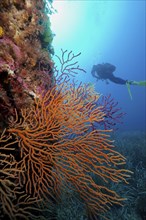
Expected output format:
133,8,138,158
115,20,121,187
0,0,54,129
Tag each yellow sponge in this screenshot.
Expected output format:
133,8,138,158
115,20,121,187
0,26,4,38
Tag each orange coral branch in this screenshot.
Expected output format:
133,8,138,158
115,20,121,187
1,83,131,218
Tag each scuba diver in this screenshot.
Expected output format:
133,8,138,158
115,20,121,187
91,62,146,99
91,63,137,85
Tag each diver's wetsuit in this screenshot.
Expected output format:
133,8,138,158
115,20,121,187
91,63,127,85
107,74,127,84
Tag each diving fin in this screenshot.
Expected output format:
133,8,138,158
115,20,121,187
130,80,146,86
126,82,133,100
137,81,146,86
126,80,146,100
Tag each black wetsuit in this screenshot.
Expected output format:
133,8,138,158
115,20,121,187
107,73,127,84
91,63,127,85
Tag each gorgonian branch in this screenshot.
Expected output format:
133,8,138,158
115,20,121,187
54,49,86,84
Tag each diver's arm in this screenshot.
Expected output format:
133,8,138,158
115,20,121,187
91,65,100,79
91,65,97,75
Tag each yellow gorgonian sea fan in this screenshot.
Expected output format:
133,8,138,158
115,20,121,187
1,82,132,219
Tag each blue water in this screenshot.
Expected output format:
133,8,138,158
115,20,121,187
51,0,146,133
50,2,146,219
